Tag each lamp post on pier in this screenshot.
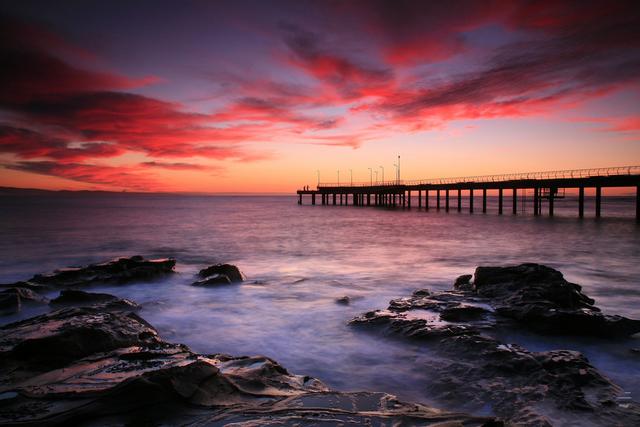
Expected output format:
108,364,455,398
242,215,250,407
368,168,372,185
379,166,384,184
337,170,340,186
349,169,353,186
316,170,320,187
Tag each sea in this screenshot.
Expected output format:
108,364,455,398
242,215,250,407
1,192,639,414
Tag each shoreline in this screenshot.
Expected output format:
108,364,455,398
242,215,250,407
2,259,637,421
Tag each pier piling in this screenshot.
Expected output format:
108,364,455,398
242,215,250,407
482,189,487,213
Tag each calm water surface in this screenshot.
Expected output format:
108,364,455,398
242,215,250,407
1,194,639,413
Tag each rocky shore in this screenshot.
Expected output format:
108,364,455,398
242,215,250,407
1,258,638,426
352,263,640,426
0,257,498,426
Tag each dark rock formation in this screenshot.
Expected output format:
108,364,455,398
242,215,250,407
0,303,499,426
336,295,351,305
351,264,640,425
0,307,159,372
22,256,176,288
472,263,640,337
454,274,473,291
0,287,47,314
49,289,139,311
198,263,244,282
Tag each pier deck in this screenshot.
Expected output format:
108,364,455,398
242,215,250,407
297,166,640,220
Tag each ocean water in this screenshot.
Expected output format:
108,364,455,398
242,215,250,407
1,193,639,414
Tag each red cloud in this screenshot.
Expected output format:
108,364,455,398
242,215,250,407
4,161,159,190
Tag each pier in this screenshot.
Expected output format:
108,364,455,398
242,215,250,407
297,166,640,220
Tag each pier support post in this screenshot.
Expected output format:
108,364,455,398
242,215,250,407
298,194,302,205
457,189,462,212
498,189,503,214
636,185,640,222
437,190,441,210
470,188,474,213
340,194,343,205
425,190,429,210
367,193,371,206
579,187,584,218
407,191,411,209
445,189,450,212
482,189,487,213
418,190,422,208
312,193,316,205
333,194,336,205
512,188,517,215
595,186,601,218
533,188,538,216
549,187,555,216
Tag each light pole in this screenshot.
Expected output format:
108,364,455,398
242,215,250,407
393,163,398,184
374,170,378,184
368,168,372,185
379,166,384,184
349,169,353,186
316,170,320,187
337,170,340,186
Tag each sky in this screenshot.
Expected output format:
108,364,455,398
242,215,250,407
0,0,639,193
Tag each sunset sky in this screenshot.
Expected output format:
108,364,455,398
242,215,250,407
1,0,639,193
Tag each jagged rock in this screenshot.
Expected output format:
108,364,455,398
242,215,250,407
49,289,139,311
18,256,175,288
0,296,499,427
0,307,159,373
454,274,473,291
336,295,351,305
192,274,233,287
198,264,244,282
0,287,48,314
472,263,640,337
351,265,640,425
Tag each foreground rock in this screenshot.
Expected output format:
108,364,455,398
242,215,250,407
0,287,48,314
193,263,244,286
472,263,640,337
351,264,640,425
0,301,498,426
8,256,176,290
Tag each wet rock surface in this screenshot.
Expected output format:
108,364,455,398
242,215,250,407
351,263,640,425
0,287,48,314
472,264,640,337
10,256,176,289
198,263,244,282
0,285,499,426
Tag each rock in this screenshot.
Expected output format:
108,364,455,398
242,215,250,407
0,287,48,314
440,304,490,322
472,263,640,337
198,263,244,282
0,295,499,427
49,289,139,311
350,265,640,425
336,295,351,305
20,256,175,288
192,274,232,286
0,307,159,372
454,274,473,291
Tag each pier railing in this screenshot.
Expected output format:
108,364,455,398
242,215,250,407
317,166,640,188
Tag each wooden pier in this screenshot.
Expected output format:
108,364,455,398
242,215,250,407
297,166,640,220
